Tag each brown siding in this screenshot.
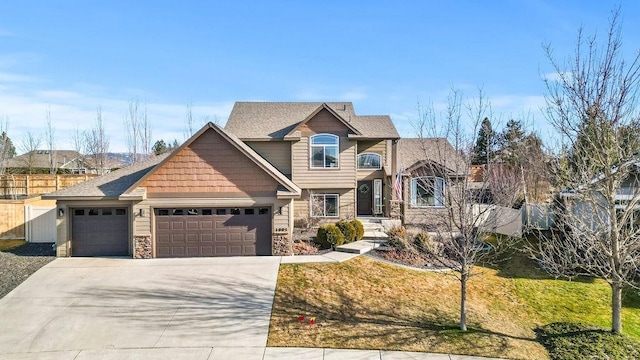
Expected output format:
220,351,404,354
245,141,292,175
141,129,280,196
292,110,356,189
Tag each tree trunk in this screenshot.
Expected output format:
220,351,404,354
612,281,622,334
460,273,467,331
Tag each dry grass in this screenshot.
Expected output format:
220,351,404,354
0,239,26,251
268,256,546,359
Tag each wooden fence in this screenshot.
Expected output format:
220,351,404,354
0,174,98,198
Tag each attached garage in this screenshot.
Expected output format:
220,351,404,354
154,207,272,257
71,207,129,256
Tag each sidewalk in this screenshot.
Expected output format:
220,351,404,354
1,347,508,359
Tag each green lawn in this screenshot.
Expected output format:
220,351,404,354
268,249,640,359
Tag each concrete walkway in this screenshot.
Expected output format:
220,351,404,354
0,255,508,360
0,347,507,359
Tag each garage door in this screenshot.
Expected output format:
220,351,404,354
155,207,272,257
72,208,129,256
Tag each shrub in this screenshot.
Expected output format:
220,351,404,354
292,241,319,255
293,217,309,229
336,221,357,243
536,322,640,360
386,226,409,250
315,224,345,249
350,219,365,240
413,231,442,254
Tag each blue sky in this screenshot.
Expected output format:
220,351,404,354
1,0,638,152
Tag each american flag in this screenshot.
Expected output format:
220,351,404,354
394,167,403,202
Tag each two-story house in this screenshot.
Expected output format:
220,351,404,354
45,102,401,258
225,102,400,221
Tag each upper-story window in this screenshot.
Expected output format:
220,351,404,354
310,134,339,168
357,153,382,170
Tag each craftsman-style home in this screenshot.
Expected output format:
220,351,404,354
45,102,461,258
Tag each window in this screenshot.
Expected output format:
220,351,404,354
259,208,269,215
74,209,85,216
245,208,255,215
357,153,382,170
187,208,198,215
173,209,184,215
202,209,212,215
115,209,126,216
231,208,241,215
88,209,99,216
216,209,227,215
311,194,339,217
310,134,339,168
157,209,169,216
410,176,445,207
102,209,113,216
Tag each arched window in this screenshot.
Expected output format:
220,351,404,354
310,134,339,168
410,176,445,207
357,153,382,170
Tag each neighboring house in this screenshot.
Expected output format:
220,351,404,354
5,150,89,174
396,138,466,227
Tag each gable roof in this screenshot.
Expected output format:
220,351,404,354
5,150,85,169
122,122,301,198
397,138,466,176
225,102,400,140
42,154,169,200
45,123,302,201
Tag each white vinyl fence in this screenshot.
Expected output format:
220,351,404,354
472,204,523,237
24,205,56,243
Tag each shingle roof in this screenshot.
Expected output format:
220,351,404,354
225,102,399,140
43,154,170,199
397,138,466,176
5,150,85,169
45,122,302,200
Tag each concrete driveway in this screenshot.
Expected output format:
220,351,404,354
0,256,281,359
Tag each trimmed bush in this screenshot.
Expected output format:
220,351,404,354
537,322,640,360
350,219,365,240
386,226,409,250
315,224,345,249
413,231,432,253
336,221,357,243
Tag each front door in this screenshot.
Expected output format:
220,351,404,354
357,180,373,216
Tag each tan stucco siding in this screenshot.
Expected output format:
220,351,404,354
245,141,292,176
141,129,279,195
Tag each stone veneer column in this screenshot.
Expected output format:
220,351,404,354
272,234,292,256
134,235,152,259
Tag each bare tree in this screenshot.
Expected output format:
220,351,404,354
72,125,87,167
411,89,514,331
86,106,110,175
124,99,140,164
140,104,152,159
20,131,42,174
124,99,152,164
535,9,640,334
45,108,56,174
185,103,194,139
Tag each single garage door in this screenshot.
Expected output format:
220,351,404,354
155,207,272,257
72,208,129,256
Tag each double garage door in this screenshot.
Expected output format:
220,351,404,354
71,206,272,257
155,207,272,257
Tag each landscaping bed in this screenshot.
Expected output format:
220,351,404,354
0,241,56,298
